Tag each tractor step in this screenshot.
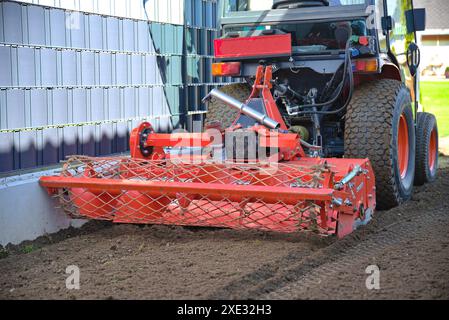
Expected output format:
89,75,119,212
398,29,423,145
40,156,375,238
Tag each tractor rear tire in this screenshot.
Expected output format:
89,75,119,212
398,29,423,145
345,79,416,210
204,83,252,130
414,112,439,185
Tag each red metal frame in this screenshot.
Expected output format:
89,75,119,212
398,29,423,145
130,68,305,163
129,125,304,162
40,177,336,204
248,66,288,131
38,63,378,239
39,156,376,238
214,34,292,59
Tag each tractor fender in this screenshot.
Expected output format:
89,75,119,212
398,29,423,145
354,61,402,87
380,62,402,82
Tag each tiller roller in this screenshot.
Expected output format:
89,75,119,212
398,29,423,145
40,66,376,238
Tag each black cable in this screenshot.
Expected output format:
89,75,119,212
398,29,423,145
294,39,352,110
294,53,354,116
289,39,354,116
320,59,346,101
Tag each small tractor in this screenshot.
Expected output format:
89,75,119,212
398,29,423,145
40,0,439,238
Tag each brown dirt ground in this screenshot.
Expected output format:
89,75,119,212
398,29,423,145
1,158,448,300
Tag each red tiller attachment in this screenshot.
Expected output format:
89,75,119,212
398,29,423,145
39,65,376,238
40,156,375,238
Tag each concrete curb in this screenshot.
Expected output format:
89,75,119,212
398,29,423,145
0,169,86,246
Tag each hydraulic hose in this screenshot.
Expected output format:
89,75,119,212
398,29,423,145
292,39,352,111
294,54,354,116
293,40,354,116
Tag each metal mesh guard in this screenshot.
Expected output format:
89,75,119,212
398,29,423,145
50,156,338,236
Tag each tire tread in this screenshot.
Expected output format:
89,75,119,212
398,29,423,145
415,112,438,185
345,79,409,209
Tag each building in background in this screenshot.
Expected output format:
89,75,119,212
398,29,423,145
414,0,449,78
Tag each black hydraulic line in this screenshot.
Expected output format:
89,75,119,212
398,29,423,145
320,58,346,102
290,39,352,110
294,53,354,116
290,41,355,116
273,82,306,100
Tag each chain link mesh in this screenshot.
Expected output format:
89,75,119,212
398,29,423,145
51,156,338,236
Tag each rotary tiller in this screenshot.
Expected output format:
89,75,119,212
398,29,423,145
40,65,376,238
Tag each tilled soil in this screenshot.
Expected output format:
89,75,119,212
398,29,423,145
1,158,448,300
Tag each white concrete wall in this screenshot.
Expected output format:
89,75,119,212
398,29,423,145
0,170,85,246
0,0,183,246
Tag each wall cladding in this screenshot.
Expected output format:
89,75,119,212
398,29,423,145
0,0,227,173
18,0,185,25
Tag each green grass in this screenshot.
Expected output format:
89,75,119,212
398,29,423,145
0,247,8,259
420,81,449,137
21,245,36,254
